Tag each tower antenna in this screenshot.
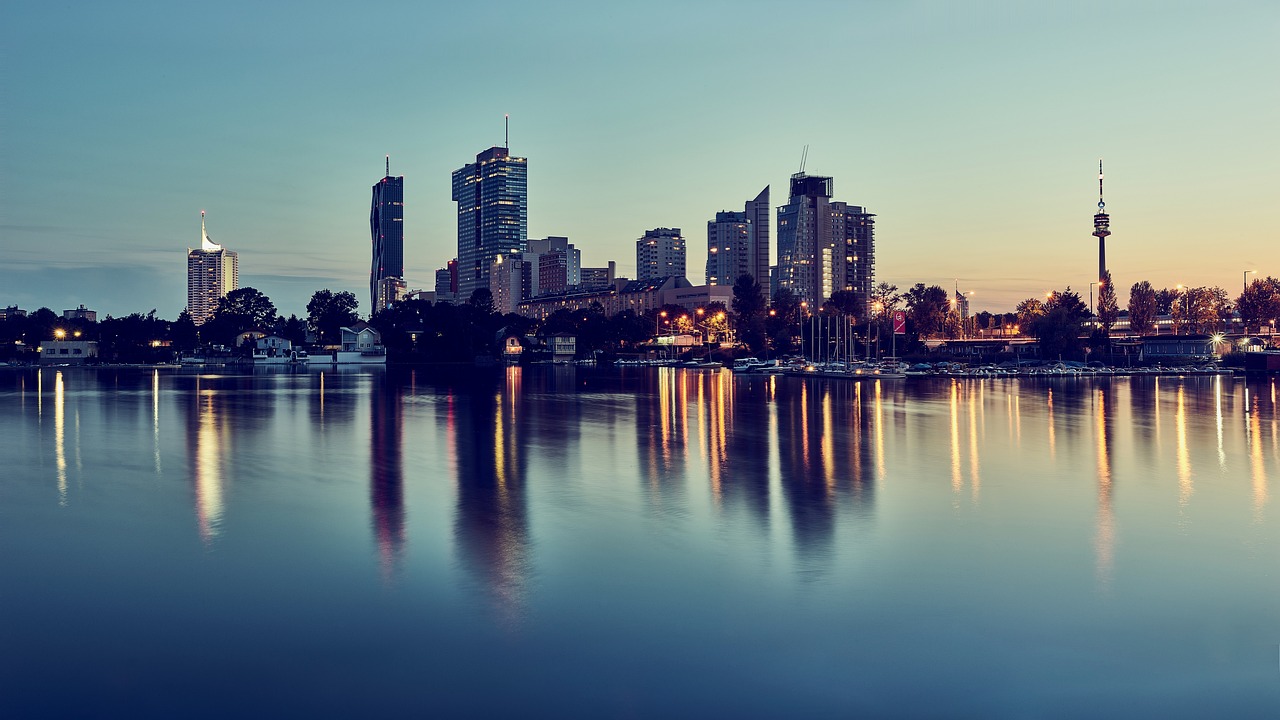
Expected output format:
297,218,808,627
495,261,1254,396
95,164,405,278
505,114,509,150
799,145,809,174
1098,159,1105,210
386,154,390,177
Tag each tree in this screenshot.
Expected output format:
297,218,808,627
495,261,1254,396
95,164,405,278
870,282,901,314
1154,287,1178,316
1236,277,1280,334
1031,288,1089,361
171,310,199,353
468,288,495,315
903,283,948,340
1172,286,1215,334
1014,298,1045,335
731,274,766,319
1096,270,1120,335
1128,281,1157,335
307,289,359,345
821,290,862,318
217,287,277,328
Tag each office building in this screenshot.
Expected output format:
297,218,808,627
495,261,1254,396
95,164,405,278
187,211,238,326
526,236,580,297
435,260,461,304
775,173,874,314
453,146,528,299
370,157,405,313
636,228,686,281
706,187,770,288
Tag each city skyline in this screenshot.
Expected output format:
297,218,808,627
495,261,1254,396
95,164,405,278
1,2,1277,318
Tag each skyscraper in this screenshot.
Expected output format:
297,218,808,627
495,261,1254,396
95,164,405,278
636,228,686,281
186,211,238,326
453,146,527,300
705,185,770,288
370,156,405,313
775,173,874,314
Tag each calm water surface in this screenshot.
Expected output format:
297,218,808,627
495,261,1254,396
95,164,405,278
2,367,1278,718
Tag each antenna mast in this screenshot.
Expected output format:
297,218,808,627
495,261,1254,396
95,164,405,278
386,154,390,177
798,145,809,174
1098,159,1105,210
505,114,509,150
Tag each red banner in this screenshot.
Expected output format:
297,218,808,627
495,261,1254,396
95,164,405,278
893,310,906,334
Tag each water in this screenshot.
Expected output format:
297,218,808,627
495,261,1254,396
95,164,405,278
2,366,1278,718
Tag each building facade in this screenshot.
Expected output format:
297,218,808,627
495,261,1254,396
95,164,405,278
187,211,238,326
636,227,686,281
370,159,405,313
452,146,528,300
774,173,874,315
435,260,461,304
526,236,580,297
706,211,749,287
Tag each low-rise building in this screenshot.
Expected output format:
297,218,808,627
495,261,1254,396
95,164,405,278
39,340,98,364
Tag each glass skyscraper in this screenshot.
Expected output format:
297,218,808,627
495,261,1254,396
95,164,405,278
370,158,405,312
452,146,527,300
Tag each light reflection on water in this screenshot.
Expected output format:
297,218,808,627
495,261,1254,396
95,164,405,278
1,367,1278,717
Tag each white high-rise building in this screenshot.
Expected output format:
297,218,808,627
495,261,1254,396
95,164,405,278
636,227,686,281
186,211,238,325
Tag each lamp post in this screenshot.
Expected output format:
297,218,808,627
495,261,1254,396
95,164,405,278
1244,269,1256,293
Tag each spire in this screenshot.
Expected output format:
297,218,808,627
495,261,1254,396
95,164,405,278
386,154,390,178
200,210,220,251
1097,159,1105,212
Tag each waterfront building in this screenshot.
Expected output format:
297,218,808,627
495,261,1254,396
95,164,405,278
515,276,738,321
38,339,98,364
452,146,528,299
705,187,770,288
775,173,874,315
636,228,685,281
186,211,238,326
370,157,405,313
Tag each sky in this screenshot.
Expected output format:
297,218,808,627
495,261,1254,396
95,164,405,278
2,0,1277,319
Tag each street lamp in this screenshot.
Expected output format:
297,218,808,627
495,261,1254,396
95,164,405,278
53,328,66,340
1244,269,1256,293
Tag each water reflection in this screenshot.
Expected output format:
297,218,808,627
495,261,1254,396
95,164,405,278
370,372,406,579
451,370,530,623
189,378,226,543
1094,386,1115,588
54,370,67,505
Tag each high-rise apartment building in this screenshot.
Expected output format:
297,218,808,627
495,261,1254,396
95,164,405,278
187,211,238,326
489,253,533,315
775,173,874,314
706,186,770,288
453,146,528,299
370,157,405,313
636,228,686,281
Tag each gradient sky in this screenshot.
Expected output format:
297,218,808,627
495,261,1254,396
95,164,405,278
2,1,1277,318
